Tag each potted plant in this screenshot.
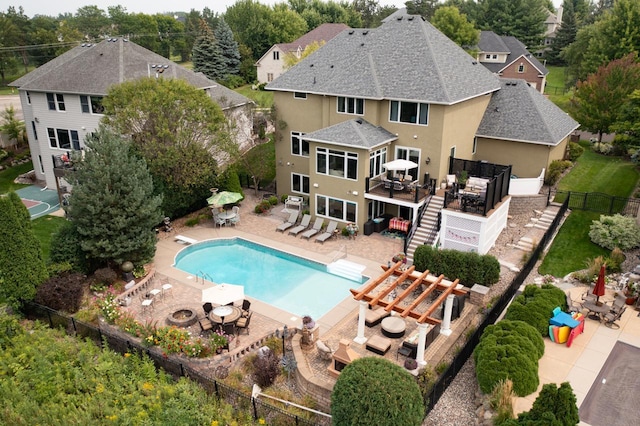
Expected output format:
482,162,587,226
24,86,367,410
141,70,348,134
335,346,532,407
458,170,468,189
624,282,639,305
392,253,407,264
404,358,418,371
302,315,315,329
211,330,229,354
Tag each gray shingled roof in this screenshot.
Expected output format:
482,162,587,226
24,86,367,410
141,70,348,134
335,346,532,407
11,38,252,109
267,15,500,105
303,118,397,149
478,31,548,75
476,79,579,145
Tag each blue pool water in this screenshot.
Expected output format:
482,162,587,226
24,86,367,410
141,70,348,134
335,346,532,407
174,238,366,319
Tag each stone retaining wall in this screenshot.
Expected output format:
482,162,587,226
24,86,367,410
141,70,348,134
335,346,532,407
508,194,548,216
291,334,334,412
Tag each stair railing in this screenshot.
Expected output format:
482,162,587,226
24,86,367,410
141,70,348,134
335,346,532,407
331,244,348,263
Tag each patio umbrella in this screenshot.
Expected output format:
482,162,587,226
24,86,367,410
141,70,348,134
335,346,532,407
592,265,606,304
202,283,245,306
382,159,418,171
206,191,243,207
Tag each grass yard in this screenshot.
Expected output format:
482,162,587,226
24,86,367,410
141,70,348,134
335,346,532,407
539,142,640,277
544,66,573,112
31,215,67,262
0,161,33,193
235,85,273,109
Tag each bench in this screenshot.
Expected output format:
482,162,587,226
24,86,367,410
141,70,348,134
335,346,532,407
365,306,390,327
174,235,198,245
284,196,303,213
366,335,391,355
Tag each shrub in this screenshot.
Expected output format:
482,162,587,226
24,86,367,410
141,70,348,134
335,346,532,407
566,142,584,161
544,160,572,186
474,319,542,396
508,382,579,426
504,284,567,336
252,350,280,387
413,245,500,286
34,272,88,313
606,247,626,273
416,366,438,406
331,357,424,426
268,195,278,206
92,267,118,285
280,194,288,204
491,379,515,424
589,214,640,250
254,200,271,214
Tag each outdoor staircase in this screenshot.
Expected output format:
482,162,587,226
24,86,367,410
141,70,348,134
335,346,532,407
512,207,558,252
406,194,445,264
327,259,366,282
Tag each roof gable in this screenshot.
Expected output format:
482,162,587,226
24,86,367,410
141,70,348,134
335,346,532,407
478,32,548,76
303,118,396,149
267,15,500,105
476,79,579,145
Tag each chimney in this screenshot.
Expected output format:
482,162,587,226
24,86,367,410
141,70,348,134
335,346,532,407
327,339,360,378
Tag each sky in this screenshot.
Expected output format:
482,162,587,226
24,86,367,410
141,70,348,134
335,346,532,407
11,0,563,19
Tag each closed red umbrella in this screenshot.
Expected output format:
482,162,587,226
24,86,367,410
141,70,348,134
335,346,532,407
592,265,606,304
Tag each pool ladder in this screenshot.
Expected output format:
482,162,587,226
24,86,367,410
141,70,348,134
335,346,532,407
197,271,214,285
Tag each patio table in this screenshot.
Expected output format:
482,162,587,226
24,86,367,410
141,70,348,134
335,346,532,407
583,301,609,321
209,306,242,324
218,211,237,221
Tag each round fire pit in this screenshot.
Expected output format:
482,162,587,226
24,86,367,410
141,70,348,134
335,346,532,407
166,308,198,327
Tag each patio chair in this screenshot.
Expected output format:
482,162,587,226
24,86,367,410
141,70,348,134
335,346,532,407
203,302,213,315
604,306,626,329
301,218,324,240
229,213,240,226
446,174,456,189
236,311,252,335
288,214,311,236
316,340,334,361
315,220,338,243
241,299,251,315
222,322,236,337
198,317,214,333
276,211,299,232
213,211,226,228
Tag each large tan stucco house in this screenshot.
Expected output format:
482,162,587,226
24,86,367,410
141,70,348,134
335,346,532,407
266,12,578,254
10,38,254,193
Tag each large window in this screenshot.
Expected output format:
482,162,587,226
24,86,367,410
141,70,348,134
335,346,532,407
389,101,428,125
369,147,387,178
317,147,358,180
337,97,364,115
316,194,356,222
394,147,420,181
48,128,80,150
46,93,66,111
291,131,308,156
80,95,104,114
291,173,309,194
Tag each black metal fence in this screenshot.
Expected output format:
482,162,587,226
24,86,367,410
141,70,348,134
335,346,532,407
20,302,329,426
423,198,569,415
554,190,640,216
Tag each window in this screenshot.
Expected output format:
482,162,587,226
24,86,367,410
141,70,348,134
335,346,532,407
31,121,38,140
492,54,497,59
316,194,356,222
389,101,428,125
291,173,309,194
46,93,65,111
337,97,364,115
80,95,104,114
394,147,420,181
26,91,31,104
38,155,44,173
273,51,280,60
317,147,358,180
291,131,308,156
472,137,477,155
48,128,80,150
267,73,274,82
369,147,387,178
294,92,307,99
367,200,384,220
517,63,525,73
484,54,491,60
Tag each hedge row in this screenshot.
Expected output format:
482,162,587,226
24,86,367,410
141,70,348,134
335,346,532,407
413,245,500,286
503,284,567,337
474,320,544,397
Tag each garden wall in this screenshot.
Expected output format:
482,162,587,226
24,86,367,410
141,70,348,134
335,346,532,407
508,194,548,216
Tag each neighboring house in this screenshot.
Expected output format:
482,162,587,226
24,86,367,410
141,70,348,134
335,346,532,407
10,38,254,192
256,23,349,84
477,31,549,93
539,6,563,57
266,13,578,254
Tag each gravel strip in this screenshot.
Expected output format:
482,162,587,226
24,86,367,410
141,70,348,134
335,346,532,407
423,358,478,426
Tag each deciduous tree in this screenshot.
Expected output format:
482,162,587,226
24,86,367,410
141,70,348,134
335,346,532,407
432,5,479,48
65,128,162,267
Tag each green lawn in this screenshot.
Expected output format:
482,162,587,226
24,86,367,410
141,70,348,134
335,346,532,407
0,161,33,193
539,142,640,277
235,85,273,109
31,215,67,262
544,66,573,112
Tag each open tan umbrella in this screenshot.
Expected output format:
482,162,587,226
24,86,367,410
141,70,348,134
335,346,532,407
206,191,243,207
202,283,245,306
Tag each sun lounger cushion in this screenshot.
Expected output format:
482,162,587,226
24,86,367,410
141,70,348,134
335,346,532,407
365,307,390,327
366,335,391,355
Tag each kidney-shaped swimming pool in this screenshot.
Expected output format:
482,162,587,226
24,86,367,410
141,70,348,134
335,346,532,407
174,238,367,320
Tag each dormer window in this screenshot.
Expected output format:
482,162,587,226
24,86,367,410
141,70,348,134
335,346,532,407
273,51,280,60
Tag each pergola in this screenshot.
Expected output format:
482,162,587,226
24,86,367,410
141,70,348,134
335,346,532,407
350,261,467,365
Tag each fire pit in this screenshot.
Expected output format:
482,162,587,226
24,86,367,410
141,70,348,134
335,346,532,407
166,308,197,327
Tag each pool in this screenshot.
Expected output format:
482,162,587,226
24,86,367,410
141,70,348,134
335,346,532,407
174,238,367,320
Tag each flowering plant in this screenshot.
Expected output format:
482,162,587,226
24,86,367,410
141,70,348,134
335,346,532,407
302,315,315,329
98,294,121,323
392,253,406,263
210,329,229,352
346,222,359,235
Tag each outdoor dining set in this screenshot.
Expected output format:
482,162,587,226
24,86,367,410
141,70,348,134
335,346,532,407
198,298,253,338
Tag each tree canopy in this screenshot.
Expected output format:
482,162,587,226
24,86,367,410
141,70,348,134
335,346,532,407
192,19,226,81
432,5,479,48
476,0,548,50
65,128,163,267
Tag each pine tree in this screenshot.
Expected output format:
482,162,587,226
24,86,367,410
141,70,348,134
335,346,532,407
214,17,241,77
0,192,48,309
547,1,578,66
192,19,225,81
65,128,163,267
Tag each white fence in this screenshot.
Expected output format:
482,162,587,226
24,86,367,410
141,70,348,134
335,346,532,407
509,168,545,196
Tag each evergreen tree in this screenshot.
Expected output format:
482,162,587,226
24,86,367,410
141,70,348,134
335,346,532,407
477,0,547,50
547,1,578,65
0,192,48,309
65,128,163,267
192,19,225,81
214,17,241,77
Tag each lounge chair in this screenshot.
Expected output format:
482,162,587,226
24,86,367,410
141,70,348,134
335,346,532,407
276,211,299,232
315,220,338,243
288,214,311,236
301,218,324,239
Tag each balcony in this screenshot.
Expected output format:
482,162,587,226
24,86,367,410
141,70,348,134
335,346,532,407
365,175,434,204
52,153,75,178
